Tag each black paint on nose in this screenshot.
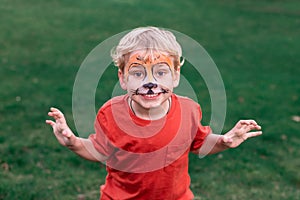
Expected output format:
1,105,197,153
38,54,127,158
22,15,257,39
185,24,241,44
147,90,154,95
143,82,157,89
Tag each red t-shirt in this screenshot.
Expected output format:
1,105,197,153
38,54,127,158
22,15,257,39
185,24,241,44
89,94,211,200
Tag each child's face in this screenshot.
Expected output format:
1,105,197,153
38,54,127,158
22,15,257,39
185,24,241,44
119,50,180,110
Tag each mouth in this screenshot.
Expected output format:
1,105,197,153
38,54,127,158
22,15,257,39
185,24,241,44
141,93,161,99
131,88,169,99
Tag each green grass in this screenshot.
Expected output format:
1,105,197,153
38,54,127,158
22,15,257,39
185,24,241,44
1,0,299,199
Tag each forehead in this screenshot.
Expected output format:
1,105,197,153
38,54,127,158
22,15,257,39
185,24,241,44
126,50,174,67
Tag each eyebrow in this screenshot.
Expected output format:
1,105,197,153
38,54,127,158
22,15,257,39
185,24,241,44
128,63,144,68
153,62,170,66
127,61,172,73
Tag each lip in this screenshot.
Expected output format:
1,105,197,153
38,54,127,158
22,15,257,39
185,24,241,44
140,93,162,100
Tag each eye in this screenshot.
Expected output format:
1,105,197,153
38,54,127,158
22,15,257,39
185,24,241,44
128,66,145,79
157,71,166,76
134,71,143,77
153,63,171,78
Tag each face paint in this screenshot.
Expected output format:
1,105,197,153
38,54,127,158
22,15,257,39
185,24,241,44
119,50,180,115
124,51,177,95
125,52,174,79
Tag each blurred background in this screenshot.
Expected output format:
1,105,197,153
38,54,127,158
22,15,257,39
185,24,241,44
0,0,299,199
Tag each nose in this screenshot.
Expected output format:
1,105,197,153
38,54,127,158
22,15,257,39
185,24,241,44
143,82,158,89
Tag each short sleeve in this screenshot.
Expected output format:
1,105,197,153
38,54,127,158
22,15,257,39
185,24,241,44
88,110,115,157
190,125,211,151
189,104,211,151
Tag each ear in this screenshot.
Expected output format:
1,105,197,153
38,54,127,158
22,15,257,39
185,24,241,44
118,69,127,90
173,68,181,88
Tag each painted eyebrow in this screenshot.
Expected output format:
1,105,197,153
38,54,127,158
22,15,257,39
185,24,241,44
153,62,171,67
128,63,144,69
152,62,172,71
128,64,146,74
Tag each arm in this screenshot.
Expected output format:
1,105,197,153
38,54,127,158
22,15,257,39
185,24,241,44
197,120,262,156
46,107,107,162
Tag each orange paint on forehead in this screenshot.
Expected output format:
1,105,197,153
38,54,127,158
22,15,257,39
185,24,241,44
125,52,174,71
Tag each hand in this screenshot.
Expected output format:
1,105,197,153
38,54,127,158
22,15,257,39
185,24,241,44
221,120,262,148
46,107,77,147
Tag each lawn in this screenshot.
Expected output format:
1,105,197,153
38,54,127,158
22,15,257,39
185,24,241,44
0,0,299,199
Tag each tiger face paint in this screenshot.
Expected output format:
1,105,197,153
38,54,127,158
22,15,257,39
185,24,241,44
118,50,180,115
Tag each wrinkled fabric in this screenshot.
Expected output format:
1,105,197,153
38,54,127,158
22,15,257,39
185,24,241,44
89,94,211,200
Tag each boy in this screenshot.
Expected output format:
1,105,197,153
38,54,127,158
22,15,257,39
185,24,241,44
46,26,262,199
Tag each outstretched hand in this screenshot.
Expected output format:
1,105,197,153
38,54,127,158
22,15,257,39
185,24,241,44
221,120,262,148
46,107,77,147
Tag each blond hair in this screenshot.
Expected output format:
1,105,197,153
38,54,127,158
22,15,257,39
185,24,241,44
111,26,183,71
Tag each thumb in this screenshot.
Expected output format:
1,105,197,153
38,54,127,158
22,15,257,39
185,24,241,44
222,136,233,143
62,129,73,138
62,129,77,145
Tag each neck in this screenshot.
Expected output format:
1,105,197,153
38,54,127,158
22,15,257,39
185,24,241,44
129,98,171,120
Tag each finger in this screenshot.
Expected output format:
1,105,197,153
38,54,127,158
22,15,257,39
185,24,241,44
239,120,257,126
50,110,63,116
247,121,262,130
233,124,249,136
245,131,263,139
247,120,258,125
45,120,55,126
235,120,252,129
241,124,252,133
48,112,59,120
50,107,61,112
245,124,262,133
48,112,56,118
255,124,262,130
235,121,244,129
49,107,63,115
48,111,64,120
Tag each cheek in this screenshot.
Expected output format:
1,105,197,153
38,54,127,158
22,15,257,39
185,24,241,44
127,77,143,90
156,76,174,90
